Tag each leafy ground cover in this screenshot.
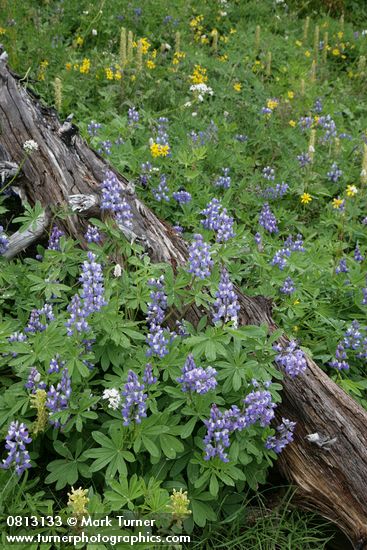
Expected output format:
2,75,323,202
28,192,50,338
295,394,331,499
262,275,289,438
1,0,367,547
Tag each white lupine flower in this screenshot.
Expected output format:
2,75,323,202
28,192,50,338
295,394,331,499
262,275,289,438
113,264,122,278
102,388,121,410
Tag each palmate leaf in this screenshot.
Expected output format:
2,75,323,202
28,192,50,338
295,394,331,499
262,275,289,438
104,474,145,511
45,439,91,490
82,429,135,480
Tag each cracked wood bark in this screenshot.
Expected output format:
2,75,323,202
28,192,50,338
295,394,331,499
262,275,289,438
1,61,366,549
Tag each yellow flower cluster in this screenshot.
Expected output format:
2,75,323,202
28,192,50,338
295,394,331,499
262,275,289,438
150,143,170,158
190,64,208,84
172,51,186,66
0,27,6,35
105,65,122,80
75,36,84,47
190,15,204,42
133,37,151,54
233,82,242,92
79,58,91,74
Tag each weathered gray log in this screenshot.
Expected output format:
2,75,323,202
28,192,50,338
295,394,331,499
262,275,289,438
3,211,49,259
0,60,366,549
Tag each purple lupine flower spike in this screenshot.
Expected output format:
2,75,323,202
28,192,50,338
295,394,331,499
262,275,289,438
274,340,307,377
152,174,170,202
143,363,158,385
47,225,64,251
265,417,296,453
259,203,278,233
101,171,133,228
1,421,32,476
79,251,107,315
146,276,170,358
280,276,295,295
121,370,147,426
46,368,72,428
187,234,213,279
85,225,101,244
212,268,240,327
177,354,217,394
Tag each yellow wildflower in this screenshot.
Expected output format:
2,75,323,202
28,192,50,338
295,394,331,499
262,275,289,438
287,91,295,99
332,48,340,56
229,28,237,34
146,60,156,69
346,184,358,197
79,58,90,74
332,198,344,209
75,36,84,47
289,120,296,127
304,50,311,57
114,70,122,80
150,143,169,158
233,82,242,92
295,40,302,46
300,192,312,204
172,51,186,65
220,35,229,43
219,54,228,62
337,31,344,39
105,67,114,80
190,64,208,84
133,37,150,54
267,98,278,110
293,325,299,331
65,62,72,71
0,27,6,35
190,15,204,28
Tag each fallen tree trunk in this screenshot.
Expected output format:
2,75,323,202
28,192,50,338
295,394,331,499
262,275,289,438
1,60,366,549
